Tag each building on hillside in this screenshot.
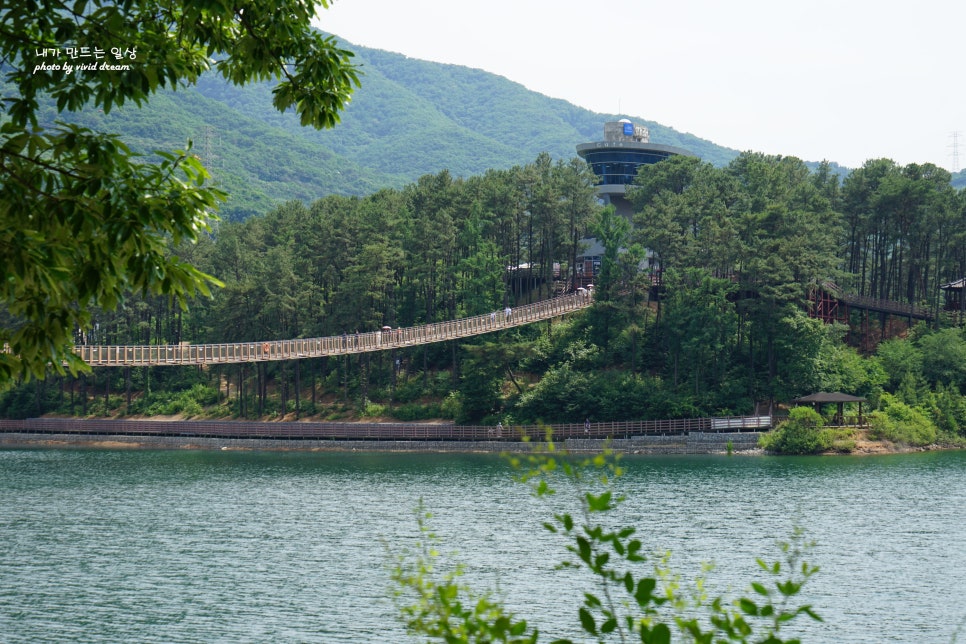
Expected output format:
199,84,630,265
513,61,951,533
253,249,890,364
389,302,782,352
573,120,694,286
574,237,604,286
940,278,966,323
576,119,695,219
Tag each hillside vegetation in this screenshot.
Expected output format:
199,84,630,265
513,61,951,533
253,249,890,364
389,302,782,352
6,35,742,221
4,149,965,451
3,35,965,449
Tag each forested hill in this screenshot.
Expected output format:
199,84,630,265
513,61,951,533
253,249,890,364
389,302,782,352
247,38,742,177
21,36,744,221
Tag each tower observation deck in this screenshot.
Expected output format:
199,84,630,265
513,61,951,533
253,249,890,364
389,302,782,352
576,119,695,218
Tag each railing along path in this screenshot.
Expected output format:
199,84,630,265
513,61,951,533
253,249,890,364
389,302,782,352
836,292,933,320
0,415,772,441
821,281,933,320
74,292,593,368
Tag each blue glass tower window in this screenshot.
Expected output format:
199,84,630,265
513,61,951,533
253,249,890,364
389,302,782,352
581,149,673,186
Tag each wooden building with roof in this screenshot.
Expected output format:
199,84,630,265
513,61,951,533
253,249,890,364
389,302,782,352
940,278,965,322
790,392,867,426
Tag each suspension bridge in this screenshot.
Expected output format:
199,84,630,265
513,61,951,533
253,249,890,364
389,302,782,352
50,277,951,370
810,281,935,324
72,291,594,368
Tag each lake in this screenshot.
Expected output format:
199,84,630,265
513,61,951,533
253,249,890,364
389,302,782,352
1,447,964,642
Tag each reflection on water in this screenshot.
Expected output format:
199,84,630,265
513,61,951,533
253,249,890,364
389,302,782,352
1,449,965,642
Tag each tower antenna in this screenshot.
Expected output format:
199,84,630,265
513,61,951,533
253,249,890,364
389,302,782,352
950,131,961,173
203,124,216,180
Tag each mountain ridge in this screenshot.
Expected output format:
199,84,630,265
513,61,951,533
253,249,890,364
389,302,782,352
24,35,927,220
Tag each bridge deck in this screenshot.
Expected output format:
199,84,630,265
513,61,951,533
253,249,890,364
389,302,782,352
837,292,933,320
73,292,593,367
819,282,933,321
65,285,937,370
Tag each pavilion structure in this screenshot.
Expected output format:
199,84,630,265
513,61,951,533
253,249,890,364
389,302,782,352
790,392,867,426
940,278,965,323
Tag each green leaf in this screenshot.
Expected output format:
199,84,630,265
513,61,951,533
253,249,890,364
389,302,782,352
576,536,592,563
635,577,657,606
643,623,672,644
738,597,759,616
562,513,574,531
601,616,617,633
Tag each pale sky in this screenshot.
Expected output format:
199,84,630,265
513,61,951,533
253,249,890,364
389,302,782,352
317,0,965,172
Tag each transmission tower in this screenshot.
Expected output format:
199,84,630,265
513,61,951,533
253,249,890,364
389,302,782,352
198,124,219,236
950,131,961,173
203,124,216,180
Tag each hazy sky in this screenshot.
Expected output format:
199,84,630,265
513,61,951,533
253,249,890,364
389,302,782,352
318,0,964,171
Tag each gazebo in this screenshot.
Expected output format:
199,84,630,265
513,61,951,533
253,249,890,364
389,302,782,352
940,278,965,321
790,392,867,426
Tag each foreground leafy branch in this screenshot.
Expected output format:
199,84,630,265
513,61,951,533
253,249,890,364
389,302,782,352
393,438,822,643
1,0,360,387
391,500,540,644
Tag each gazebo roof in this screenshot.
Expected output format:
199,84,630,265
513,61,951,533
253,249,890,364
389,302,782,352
791,392,867,404
940,278,966,291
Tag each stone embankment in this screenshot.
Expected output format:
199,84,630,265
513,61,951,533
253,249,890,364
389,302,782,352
0,431,763,454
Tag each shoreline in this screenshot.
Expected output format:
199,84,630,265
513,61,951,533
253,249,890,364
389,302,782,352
0,422,953,456
0,431,765,455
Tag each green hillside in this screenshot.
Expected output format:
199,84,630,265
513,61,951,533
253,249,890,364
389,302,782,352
311,42,741,172
31,76,390,221
201,37,742,180
17,36,745,221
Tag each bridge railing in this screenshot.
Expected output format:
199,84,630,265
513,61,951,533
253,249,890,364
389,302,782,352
71,292,594,367
820,282,933,320
838,292,932,319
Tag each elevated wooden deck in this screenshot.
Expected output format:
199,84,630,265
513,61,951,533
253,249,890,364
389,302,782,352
811,282,934,324
72,292,593,367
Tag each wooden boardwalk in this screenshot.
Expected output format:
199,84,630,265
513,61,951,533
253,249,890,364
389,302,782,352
0,415,772,441
817,281,934,321
837,291,933,320
73,292,593,368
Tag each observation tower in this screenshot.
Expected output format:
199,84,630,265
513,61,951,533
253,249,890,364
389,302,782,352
576,119,695,218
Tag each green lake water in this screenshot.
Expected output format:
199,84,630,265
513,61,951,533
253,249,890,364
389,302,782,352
1,448,965,642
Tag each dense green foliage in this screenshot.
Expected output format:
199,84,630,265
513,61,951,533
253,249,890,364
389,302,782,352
759,407,827,455
0,0,358,386
8,6,966,418
4,146,966,437
840,160,964,308
867,393,939,447
2,11,965,425
393,446,822,642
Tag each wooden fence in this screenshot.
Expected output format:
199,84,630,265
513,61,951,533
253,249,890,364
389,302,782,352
0,416,773,441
